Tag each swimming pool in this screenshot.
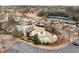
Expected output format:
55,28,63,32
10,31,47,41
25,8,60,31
16,25,31,31
39,37,49,40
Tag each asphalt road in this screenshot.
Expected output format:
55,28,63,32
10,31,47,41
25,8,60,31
3,39,79,53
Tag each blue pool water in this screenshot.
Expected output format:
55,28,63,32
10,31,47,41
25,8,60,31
16,25,31,31
39,37,49,40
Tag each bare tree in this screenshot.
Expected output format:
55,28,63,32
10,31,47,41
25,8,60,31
0,37,5,48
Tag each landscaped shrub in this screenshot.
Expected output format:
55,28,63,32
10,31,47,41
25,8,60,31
42,42,49,45
32,34,41,45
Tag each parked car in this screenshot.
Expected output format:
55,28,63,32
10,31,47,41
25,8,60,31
72,40,79,46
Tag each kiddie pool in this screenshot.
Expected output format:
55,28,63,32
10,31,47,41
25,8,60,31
39,37,49,41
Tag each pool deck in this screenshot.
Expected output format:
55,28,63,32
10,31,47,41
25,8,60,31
3,39,79,53
31,25,55,42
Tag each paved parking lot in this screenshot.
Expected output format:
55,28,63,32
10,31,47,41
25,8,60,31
3,39,79,53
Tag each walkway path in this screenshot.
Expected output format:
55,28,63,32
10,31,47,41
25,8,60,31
4,39,79,53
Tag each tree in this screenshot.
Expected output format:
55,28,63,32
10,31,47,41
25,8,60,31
8,15,16,25
0,37,5,48
32,34,41,44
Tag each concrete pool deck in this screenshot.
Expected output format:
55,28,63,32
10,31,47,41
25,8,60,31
31,25,58,43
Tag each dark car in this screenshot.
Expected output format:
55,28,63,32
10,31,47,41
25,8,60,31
72,40,79,46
